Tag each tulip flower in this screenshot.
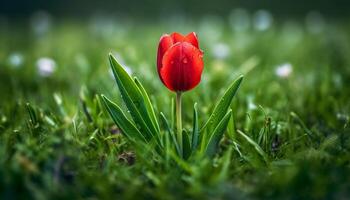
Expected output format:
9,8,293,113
157,32,203,92
157,32,204,156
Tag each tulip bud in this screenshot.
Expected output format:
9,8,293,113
157,32,204,92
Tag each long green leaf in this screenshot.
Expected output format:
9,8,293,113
182,130,191,159
204,110,232,157
201,75,243,134
108,54,160,144
134,77,161,134
160,112,181,156
101,95,146,143
171,97,176,132
191,103,199,152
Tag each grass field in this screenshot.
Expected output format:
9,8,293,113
0,15,350,199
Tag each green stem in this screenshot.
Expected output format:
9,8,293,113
176,92,183,157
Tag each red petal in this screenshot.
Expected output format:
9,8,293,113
170,32,199,48
185,32,199,48
170,32,185,43
157,34,174,83
160,42,204,91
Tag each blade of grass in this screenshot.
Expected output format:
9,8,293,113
236,129,268,163
290,112,314,140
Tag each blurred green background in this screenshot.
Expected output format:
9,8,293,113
2,0,350,18
0,0,350,199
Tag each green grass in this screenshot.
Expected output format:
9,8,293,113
0,18,350,199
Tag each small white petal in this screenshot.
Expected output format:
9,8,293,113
36,57,56,77
8,52,24,68
247,95,257,110
30,11,52,36
275,63,293,78
248,102,257,110
212,43,231,59
253,10,273,31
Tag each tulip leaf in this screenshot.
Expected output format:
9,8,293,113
162,114,171,164
182,129,191,160
201,75,243,135
160,112,181,157
171,97,176,132
108,54,161,146
204,110,232,157
101,95,146,142
134,77,161,134
191,103,199,152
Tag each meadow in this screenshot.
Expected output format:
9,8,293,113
0,13,350,199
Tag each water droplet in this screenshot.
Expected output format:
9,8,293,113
170,60,174,64
182,57,188,64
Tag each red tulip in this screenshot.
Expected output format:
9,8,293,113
157,32,204,92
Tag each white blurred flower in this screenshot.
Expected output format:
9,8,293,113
30,11,52,36
8,52,24,68
253,10,273,31
247,95,257,110
36,57,56,77
212,43,231,59
275,63,293,78
248,101,257,110
305,11,325,34
336,113,349,122
229,8,250,32
332,73,342,89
